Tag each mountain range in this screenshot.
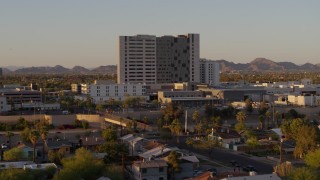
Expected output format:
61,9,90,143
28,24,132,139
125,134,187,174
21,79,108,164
1,58,320,74
1,65,117,75
216,58,320,72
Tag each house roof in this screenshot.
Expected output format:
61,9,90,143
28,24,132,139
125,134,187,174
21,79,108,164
139,146,179,159
214,128,241,139
142,140,163,150
133,160,168,168
181,155,199,163
80,136,105,146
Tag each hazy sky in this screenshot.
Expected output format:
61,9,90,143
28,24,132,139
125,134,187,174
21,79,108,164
1,0,319,68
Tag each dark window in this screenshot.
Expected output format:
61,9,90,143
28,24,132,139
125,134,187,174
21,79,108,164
159,167,164,172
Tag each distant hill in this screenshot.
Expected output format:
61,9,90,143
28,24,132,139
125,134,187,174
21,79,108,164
2,58,320,74
217,58,320,72
5,65,117,75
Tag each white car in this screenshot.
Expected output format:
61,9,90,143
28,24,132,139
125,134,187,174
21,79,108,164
1,143,7,149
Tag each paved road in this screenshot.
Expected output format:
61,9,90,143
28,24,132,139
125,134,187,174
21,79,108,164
166,136,275,174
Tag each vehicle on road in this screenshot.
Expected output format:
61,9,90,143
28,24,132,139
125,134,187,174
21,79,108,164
1,143,7,149
206,168,217,175
243,165,258,172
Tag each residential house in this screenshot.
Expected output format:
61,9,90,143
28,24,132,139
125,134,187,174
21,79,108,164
120,134,146,156
131,160,168,180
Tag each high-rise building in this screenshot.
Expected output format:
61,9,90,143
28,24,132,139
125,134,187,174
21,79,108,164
118,35,157,84
118,34,200,84
200,59,220,86
0,68,3,76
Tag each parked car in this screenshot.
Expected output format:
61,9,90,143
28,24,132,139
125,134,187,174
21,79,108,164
207,168,217,175
229,160,237,166
243,165,258,172
1,143,7,149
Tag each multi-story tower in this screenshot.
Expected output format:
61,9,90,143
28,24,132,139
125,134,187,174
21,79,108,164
118,35,157,84
118,34,200,84
200,59,220,86
156,34,200,83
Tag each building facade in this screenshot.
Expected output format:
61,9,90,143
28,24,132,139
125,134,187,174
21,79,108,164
81,81,148,104
118,34,200,84
200,59,220,86
0,96,11,112
118,35,157,84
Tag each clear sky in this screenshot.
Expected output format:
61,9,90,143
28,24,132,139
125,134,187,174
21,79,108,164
1,0,319,68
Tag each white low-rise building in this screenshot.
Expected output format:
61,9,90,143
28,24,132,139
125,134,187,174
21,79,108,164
81,80,148,104
0,96,11,112
287,94,320,106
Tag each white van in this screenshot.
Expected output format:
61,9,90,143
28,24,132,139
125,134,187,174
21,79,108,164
62,110,69,115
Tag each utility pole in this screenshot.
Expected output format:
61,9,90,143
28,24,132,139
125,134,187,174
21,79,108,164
280,138,283,163
122,153,125,180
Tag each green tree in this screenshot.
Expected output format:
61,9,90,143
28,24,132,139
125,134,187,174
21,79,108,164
48,149,65,165
3,147,23,161
211,116,222,129
265,110,271,128
280,118,308,139
97,142,128,164
143,116,148,131
0,168,34,180
194,121,203,135
81,121,89,129
293,125,318,159
258,101,269,115
305,149,320,169
258,115,265,130
20,127,31,143
273,162,293,178
192,110,200,124
170,119,182,143
53,148,104,180
40,126,49,160
235,122,246,133
156,118,163,131
235,111,247,123
167,151,181,180
29,130,40,162
160,127,173,143
101,127,117,142
245,99,253,113
6,131,14,148
290,167,318,180
275,110,281,127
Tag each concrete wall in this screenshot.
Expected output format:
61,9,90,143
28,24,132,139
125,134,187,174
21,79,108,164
0,114,103,128
0,114,46,124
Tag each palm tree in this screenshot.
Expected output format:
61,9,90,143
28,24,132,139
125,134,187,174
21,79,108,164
265,110,271,128
29,130,40,162
143,117,148,132
170,119,182,143
6,131,14,148
194,122,203,135
40,126,48,160
236,111,247,123
258,115,265,130
275,111,281,127
192,110,200,124
167,151,181,180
